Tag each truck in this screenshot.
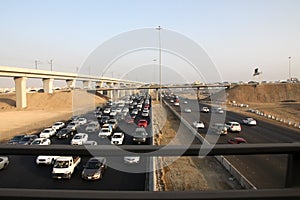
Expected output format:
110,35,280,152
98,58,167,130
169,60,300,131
52,156,81,179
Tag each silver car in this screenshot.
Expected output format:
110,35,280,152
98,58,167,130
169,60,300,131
0,156,9,170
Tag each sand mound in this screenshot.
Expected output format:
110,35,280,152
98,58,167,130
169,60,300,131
204,83,300,104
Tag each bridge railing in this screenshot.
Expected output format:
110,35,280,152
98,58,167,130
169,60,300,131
0,143,300,200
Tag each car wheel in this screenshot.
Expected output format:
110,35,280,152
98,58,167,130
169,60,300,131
3,163,8,169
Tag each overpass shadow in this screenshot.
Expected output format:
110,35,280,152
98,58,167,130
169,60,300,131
86,90,110,101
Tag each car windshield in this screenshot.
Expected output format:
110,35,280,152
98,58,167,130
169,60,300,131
85,161,101,169
113,134,122,138
74,135,82,139
31,140,41,144
54,160,69,168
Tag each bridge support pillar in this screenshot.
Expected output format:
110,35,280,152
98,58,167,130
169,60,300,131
83,80,91,89
14,77,27,109
66,79,76,89
43,78,54,94
286,154,300,187
107,82,113,99
155,88,159,101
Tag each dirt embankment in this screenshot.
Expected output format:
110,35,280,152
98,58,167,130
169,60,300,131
0,90,105,141
152,103,241,191
226,83,300,103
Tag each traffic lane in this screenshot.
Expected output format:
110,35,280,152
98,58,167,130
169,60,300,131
164,99,291,188
0,155,146,190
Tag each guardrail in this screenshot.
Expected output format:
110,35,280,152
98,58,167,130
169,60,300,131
0,144,300,199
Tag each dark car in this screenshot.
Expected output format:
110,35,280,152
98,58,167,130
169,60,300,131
99,116,110,125
18,135,38,145
7,134,26,144
81,157,107,180
227,137,247,144
56,128,76,139
132,127,148,144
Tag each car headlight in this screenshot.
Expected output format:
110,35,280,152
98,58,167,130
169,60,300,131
93,172,101,178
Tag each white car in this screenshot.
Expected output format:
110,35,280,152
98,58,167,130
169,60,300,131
36,155,60,165
31,138,51,145
66,121,80,130
77,117,87,125
242,117,257,126
193,121,205,129
0,156,9,170
201,107,210,113
110,109,117,117
216,108,224,114
85,121,100,132
40,128,56,138
107,119,118,130
183,101,188,104
124,156,140,164
71,133,88,145
174,101,180,106
52,121,65,130
225,122,242,132
111,132,125,145
142,109,149,117
98,125,113,138
184,108,192,113
103,107,111,114
131,109,138,115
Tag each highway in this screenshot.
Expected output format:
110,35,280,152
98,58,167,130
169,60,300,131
0,100,152,191
164,95,300,188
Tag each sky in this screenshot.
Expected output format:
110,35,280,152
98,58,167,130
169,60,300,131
0,0,300,88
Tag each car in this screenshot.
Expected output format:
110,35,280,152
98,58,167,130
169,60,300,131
18,135,38,145
170,99,174,103
210,123,227,135
71,133,88,145
138,119,148,128
124,156,140,164
56,128,76,139
109,109,117,117
216,108,225,114
131,109,138,115
227,137,247,144
7,134,26,144
201,107,210,113
184,108,192,113
103,107,111,114
111,132,125,145
36,155,60,165
183,101,188,104
225,122,242,132
0,156,9,170
98,125,113,138
83,140,98,146
81,157,107,180
66,121,80,130
99,115,110,125
77,117,87,125
31,138,51,145
141,109,149,117
40,128,56,138
107,119,118,130
193,121,205,129
125,115,135,124
52,121,65,130
133,127,148,144
85,121,100,132
242,117,257,126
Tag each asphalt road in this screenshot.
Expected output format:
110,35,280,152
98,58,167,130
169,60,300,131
0,104,153,191
164,96,300,188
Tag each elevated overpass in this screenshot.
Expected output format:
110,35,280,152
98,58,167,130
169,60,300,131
0,66,144,108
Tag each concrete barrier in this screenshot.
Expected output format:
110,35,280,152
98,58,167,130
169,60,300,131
163,100,256,190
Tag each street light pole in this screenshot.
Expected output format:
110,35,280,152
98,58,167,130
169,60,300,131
288,56,291,81
49,59,53,71
156,26,162,106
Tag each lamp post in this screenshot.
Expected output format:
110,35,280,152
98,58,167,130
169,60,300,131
156,26,162,106
288,56,291,81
